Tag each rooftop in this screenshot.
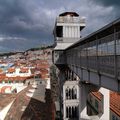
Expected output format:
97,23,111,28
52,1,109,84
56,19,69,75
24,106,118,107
110,91,120,116
4,84,55,120
59,12,79,17
0,94,16,111
91,92,103,101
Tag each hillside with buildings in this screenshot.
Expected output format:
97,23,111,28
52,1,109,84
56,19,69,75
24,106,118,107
0,47,57,120
0,47,53,91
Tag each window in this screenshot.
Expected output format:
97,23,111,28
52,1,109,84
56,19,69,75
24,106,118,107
66,106,78,119
56,26,63,37
95,100,99,110
66,107,69,118
72,86,77,99
90,95,92,104
8,81,11,83
69,107,71,118
112,115,115,120
66,87,69,99
68,89,72,99
112,115,118,120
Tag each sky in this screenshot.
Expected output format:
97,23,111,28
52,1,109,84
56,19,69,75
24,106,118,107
0,0,119,52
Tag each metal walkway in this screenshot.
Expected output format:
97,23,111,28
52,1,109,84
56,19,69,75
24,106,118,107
53,18,120,92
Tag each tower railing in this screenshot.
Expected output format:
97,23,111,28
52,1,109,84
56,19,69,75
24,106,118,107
56,16,85,24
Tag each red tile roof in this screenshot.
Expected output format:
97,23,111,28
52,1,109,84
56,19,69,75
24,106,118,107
110,91,120,116
0,69,3,73
20,68,29,73
0,74,6,79
91,92,102,101
8,68,15,73
0,76,28,82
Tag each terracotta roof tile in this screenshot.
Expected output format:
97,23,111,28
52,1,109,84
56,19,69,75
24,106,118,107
110,91,120,116
20,68,29,73
8,68,15,73
91,92,102,101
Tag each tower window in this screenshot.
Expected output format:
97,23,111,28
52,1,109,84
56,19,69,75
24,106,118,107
56,26,63,37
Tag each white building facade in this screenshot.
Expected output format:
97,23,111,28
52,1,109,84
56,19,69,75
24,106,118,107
6,67,32,77
63,80,79,120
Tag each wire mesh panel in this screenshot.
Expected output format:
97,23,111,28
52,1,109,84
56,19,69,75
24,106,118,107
87,40,97,70
97,34,115,76
117,56,120,78
99,55,115,76
80,45,87,68
65,22,120,81
88,56,97,70
116,31,120,78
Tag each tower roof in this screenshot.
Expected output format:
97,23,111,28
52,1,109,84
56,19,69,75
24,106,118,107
59,12,79,17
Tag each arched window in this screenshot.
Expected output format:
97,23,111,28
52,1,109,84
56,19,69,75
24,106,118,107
67,106,78,119
69,107,71,118
71,72,74,80
72,88,74,99
72,106,74,118
65,87,69,99
65,71,68,80
72,86,77,99
74,87,77,99
66,107,69,118
74,106,78,118
68,88,72,99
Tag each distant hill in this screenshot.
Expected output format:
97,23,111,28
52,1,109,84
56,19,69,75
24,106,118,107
0,52,16,56
25,45,54,52
0,44,54,57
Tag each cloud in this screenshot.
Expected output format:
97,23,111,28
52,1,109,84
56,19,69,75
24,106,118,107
91,0,120,18
0,0,119,51
91,0,120,7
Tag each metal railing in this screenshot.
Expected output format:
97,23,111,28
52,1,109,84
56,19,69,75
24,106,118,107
65,31,120,79
56,37,80,43
56,16,85,24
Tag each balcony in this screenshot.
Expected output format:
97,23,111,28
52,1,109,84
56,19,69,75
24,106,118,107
56,37,80,43
56,16,85,25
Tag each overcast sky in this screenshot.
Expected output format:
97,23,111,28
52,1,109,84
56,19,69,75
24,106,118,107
0,0,119,52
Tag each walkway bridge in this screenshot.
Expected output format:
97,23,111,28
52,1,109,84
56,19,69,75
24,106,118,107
53,18,120,92
53,12,120,120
